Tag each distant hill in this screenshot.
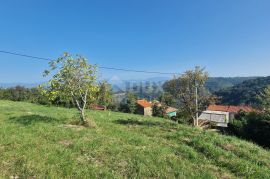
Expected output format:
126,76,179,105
111,76,256,99
215,76,270,105
206,77,257,92
0,77,258,102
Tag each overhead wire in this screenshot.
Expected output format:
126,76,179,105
0,50,181,75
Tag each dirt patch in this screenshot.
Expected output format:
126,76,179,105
182,137,191,143
76,154,104,166
59,140,73,147
0,145,5,152
221,144,236,151
62,124,85,131
161,127,178,132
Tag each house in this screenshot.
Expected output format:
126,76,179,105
165,107,178,118
199,104,255,127
136,99,153,116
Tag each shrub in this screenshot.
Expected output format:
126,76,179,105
229,112,270,148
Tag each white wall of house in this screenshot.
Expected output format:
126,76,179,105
199,110,230,127
144,107,153,116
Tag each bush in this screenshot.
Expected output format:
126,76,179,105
228,112,270,148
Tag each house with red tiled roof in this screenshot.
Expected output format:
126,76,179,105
199,104,255,127
207,105,254,113
136,99,153,116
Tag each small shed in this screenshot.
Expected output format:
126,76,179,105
136,99,153,116
165,107,178,118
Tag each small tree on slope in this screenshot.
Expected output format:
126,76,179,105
41,53,99,125
257,85,270,112
163,66,215,125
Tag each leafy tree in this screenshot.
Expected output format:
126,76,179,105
96,81,113,110
152,103,168,118
163,66,214,125
257,85,270,111
159,92,176,107
126,92,138,113
41,53,99,125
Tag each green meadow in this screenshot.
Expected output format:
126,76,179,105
0,100,270,178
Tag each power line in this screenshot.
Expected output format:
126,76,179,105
0,50,181,75
98,66,179,75
0,50,51,62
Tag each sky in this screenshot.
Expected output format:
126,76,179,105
0,0,270,83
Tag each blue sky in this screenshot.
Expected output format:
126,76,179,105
0,0,270,83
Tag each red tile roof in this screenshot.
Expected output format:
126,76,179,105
137,99,152,108
90,104,106,110
228,106,254,113
207,105,254,113
207,105,229,112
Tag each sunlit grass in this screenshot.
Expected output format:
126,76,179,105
0,100,270,178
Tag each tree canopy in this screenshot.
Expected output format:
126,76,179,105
163,66,215,125
41,53,99,124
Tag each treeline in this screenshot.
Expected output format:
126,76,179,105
0,86,49,105
0,81,115,109
215,76,270,106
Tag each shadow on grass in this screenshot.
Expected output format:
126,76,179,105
114,118,164,127
9,115,59,125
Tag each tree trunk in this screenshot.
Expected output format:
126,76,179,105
80,108,86,123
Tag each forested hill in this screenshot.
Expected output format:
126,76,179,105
205,77,256,92
131,76,256,99
215,76,270,105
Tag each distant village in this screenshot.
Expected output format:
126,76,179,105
92,98,255,128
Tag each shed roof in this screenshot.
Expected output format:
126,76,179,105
166,107,178,113
137,99,152,108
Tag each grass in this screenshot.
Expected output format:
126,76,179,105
0,100,270,178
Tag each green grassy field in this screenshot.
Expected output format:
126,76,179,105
0,100,270,178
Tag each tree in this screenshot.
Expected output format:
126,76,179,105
152,103,168,118
96,81,113,110
163,66,215,126
126,92,138,113
159,92,176,107
257,85,270,112
41,53,99,125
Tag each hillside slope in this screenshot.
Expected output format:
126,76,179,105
215,76,270,105
0,101,270,178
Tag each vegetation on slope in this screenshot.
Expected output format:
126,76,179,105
228,112,270,148
206,77,256,92
215,76,270,105
0,101,270,178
